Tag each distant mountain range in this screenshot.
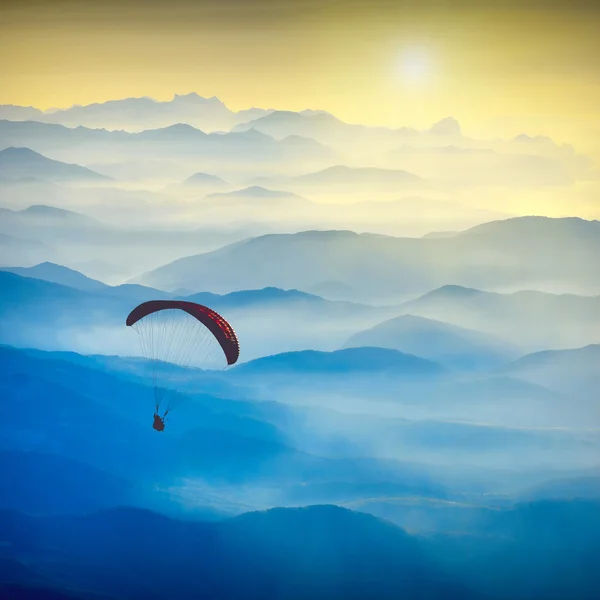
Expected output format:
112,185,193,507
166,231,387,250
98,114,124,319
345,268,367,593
0,270,171,350
0,120,335,168
0,98,452,145
0,204,109,268
133,216,600,308
0,202,269,277
397,283,600,351
248,165,426,200
5,223,598,358
0,269,394,358
231,109,435,153
229,350,593,429
0,97,591,190
4,268,597,431
1,343,474,502
180,286,399,361
231,110,588,182
1,332,598,517
0,93,275,132
1,496,600,599
202,186,313,218
167,184,508,238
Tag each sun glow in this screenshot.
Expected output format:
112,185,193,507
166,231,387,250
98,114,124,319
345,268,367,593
398,48,432,86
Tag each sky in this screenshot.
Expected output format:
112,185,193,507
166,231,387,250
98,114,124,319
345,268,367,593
1,0,599,159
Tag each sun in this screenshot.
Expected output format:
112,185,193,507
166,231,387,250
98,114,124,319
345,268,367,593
398,48,432,86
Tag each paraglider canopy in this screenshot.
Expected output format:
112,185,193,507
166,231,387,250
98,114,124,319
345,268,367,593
126,300,239,365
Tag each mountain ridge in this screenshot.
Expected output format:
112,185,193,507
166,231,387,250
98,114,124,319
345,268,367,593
0,147,110,183
133,216,600,302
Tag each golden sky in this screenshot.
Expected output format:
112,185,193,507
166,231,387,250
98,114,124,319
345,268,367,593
1,0,599,158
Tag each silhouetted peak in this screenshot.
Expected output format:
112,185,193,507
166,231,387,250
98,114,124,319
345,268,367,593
183,171,227,185
19,205,90,221
430,117,462,136
236,346,442,375
158,122,205,135
234,127,272,140
172,92,224,105
514,133,553,144
21,205,72,216
235,186,292,197
186,286,322,306
462,215,599,239
229,504,402,531
0,146,41,157
420,285,485,300
289,229,359,241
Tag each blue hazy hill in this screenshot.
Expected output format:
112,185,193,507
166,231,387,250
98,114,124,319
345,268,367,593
185,286,324,307
182,286,376,318
0,450,133,516
2,500,600,600
0,345,453,509
0,272,123,348
0,270,394,359
342,313,519,370
519,475,600,502
227,345,449,406
1,262,109,292
505,344,600,398
0,204,104,231
16,348,255,402
182,171,228,186
0,147,110,183
0,345,289,478
397,284,600,350
0,271,93,315
204,186,312,209
424,499,600,600
232,347,443,376
0,271,175,348
0,504,480,600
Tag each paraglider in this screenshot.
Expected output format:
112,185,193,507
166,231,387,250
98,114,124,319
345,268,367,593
126,300,240,431
153,409,167,432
